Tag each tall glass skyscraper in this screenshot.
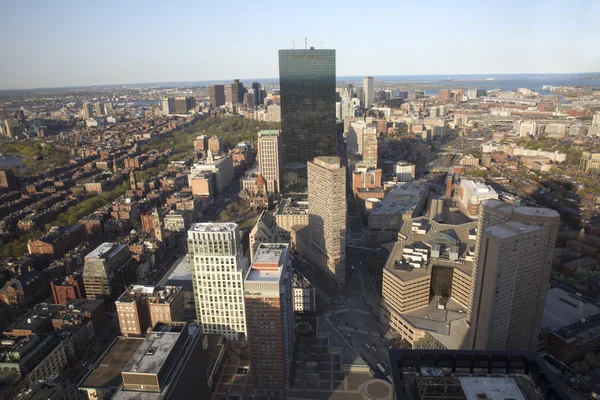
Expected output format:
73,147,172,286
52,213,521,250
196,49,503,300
278,48,336,192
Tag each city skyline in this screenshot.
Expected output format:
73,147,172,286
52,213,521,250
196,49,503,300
1,0,599,89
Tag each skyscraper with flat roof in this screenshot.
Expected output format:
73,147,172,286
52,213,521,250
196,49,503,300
161,98,175,115
257,130,283,193
363,76,374,108
94,102,105,116
244,243,294,396
306,156,347,287
209,85,225,108
83,102,94,119
252,82,262,105
187,223,248,341
279,48,336,190
468,200,560,351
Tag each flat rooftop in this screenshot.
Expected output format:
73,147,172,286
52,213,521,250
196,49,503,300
80,337,144,389
247,268,281,282
513,205,560,218
403,297,471,350
252,246,286,266
312,156,342,169
258,129,280,137
542,287,600,332
86,242,122,259
370,182,428,216
189,222,237,233
386,218,477,280
390,350,570,400
161,256,191,285
461,179,497,197
459,377,525,400
116,285,182,303
276,198,309,215
484,199,559,219
484,221,544,239
122,328,192,375
7,305,63,334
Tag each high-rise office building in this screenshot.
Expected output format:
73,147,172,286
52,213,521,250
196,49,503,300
245,243,294,396
162,98,175,115
363,76,374,108
307,156,347,287
82,242,131,300
279,48,336,190
257,130,282,193
188,223,248,341
468,200,560,351
361,125,378,168
252,82,262,105
174,97,191,114
244,91,255,107
229,79,245,104
94,102,105,116
209,85,225,108
225,85,233,104
83,102,94,119
187,96,196,111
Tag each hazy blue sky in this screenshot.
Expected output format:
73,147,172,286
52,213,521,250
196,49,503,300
1,0,599,89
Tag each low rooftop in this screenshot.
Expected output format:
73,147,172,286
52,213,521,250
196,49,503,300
389,350,570,400
461,179,497,197
116,285,182,304
160,256,192,291
189,222,237,233
276,197,309,215
253,244,287,266
85,242,124,260
79,337,144,389
122,328,192,375
370,181,428,216
542,287,600,332
403,296,471,350
386,218,477,280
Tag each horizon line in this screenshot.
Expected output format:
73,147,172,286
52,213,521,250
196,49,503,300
1,71,599,92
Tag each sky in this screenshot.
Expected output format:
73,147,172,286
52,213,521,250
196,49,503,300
1,0,599,89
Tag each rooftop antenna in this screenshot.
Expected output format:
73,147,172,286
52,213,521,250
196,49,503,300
292,39,295,49
305,37,307,49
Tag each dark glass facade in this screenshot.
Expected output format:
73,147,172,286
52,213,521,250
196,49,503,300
278,49,336,192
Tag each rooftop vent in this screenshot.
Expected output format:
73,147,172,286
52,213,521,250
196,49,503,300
146,347,158,356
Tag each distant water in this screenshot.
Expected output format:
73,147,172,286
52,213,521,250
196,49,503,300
338,73,600,94
0,155,23,168
112,100,160,107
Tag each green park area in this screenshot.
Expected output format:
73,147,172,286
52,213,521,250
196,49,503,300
142,115,280,159
0,138,71,174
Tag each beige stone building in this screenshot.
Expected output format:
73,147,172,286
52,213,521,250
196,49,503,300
468,200,560,351
273,198,309,242
257,130,283,193
299,157,347,288
361,127,378,168
380,218,477,348
579,152,600,173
